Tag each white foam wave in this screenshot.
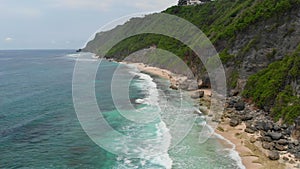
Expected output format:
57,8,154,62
196,117,245,169
135,99,144,104
114,64,173,169
134,72,160,107
76,58,98,62
213,133,246,169
66,53,81,58
66,53,98,61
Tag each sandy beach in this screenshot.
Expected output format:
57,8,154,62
216,120,287,169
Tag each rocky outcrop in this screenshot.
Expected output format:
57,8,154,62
292,117,300,141
223,96,300,161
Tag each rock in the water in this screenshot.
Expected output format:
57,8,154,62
268,151,280,160
170,84,178,90
187,81,199,91
230,118,240,127
191,91,204,99
267,132,282,140
234,100,245,111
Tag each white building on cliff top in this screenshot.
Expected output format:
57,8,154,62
187,0,203,5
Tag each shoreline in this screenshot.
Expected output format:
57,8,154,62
120,61,299,169
121,61,250,168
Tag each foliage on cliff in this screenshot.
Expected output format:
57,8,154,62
84,0,300,123
98,0,300,59
243,45,300,124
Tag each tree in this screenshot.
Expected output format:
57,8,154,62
178,0,187,6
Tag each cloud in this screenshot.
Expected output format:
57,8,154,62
132,0,178,11
48,0,112,11
0,5,41,19
18,8,42,18
4,37,13,42
47,0,177,12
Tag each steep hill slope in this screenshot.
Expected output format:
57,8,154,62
83,0,300,123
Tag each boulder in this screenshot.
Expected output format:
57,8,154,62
191,91,205,99
268,151,280,160
245,127,255,134
241,114,253,121
187,81,199,91
277,139,289,145
228,99,237,108
295,152,300,159
288,143,295,150
267,132,282,140
230,118,240,127
294,140,299,146
281,124,288,130
234,100,245,111
283,156,289,161
255,121,273,131
275,144,287,151
170,84,178,90
262,136,273,142
262,142,274,150
179,81,189,90
199,75,211,88
273,124,281,131
250,137,256,143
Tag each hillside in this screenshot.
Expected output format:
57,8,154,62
83,0,300,124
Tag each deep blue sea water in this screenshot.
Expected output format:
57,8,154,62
0,50,244,169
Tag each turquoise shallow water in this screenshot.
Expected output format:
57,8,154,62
0,50,244,169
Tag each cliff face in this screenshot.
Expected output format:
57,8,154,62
224,7,300,87
83,0,300,124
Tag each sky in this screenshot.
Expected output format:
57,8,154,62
0,0,178,50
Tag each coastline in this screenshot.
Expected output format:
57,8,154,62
121,61,250,168
215,121,285,169
216,103,300,169
120,61,298,169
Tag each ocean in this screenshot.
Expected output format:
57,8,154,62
0,50,244,169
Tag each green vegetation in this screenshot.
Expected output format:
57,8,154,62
86,0,300,123
266,48,277,60
219,49,235,63
243,45,300,124
229,70,239,89
165,0,300,42
105,34,194,65
103,0,299,63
